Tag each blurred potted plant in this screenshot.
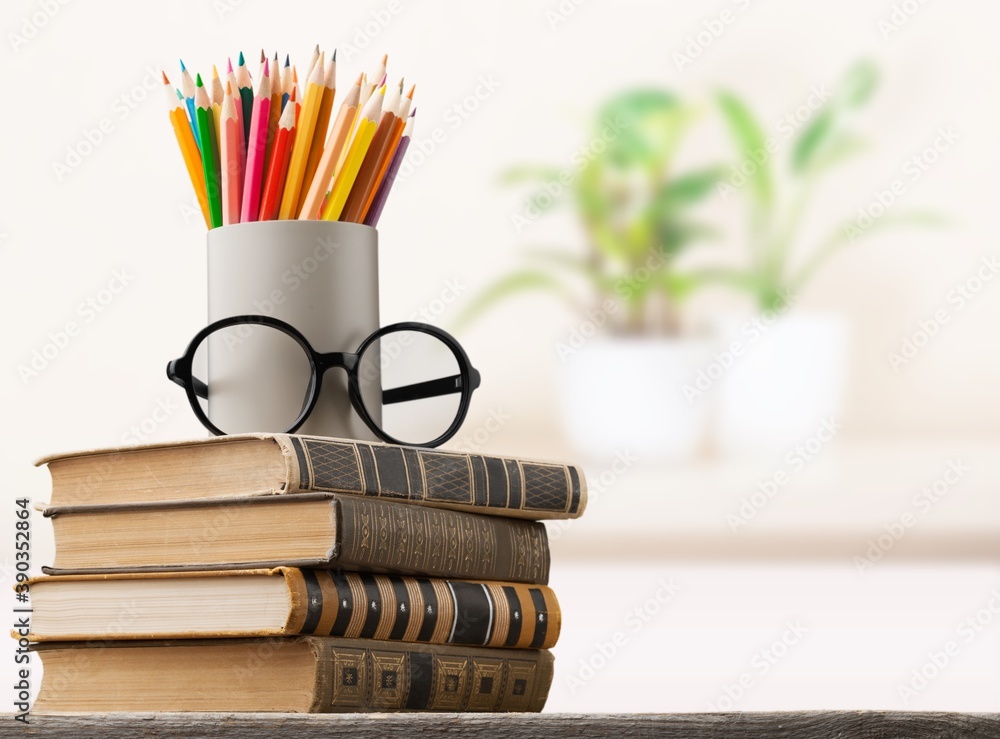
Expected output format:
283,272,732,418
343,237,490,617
706,59,943,454
457,91,726,460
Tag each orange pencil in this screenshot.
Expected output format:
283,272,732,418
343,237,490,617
361,81,413,221
258,96,297,221
339,81,401,223
299,73,360,220
297,50,337,216
162,72,210,227
220,83,243,225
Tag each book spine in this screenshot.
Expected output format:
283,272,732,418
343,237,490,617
288,570,560,648
311,638,554,712
333,496,551,585
284,435,586,520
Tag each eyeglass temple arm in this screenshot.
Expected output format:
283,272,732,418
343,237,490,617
382,368,481,405
167,360,209,399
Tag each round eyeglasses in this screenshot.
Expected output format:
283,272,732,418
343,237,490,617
167,315,481,448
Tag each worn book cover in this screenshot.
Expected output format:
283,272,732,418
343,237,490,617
37,433,587,520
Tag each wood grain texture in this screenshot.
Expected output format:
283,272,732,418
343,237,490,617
11,712,1000,738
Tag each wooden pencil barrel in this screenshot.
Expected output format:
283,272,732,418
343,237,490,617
206,220,381,440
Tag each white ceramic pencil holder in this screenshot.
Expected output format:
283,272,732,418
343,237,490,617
206,220,381,441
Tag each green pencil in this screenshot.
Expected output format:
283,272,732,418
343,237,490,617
194,74,223,228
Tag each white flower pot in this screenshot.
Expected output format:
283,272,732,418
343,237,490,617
711,312,849,456
558,337,712,461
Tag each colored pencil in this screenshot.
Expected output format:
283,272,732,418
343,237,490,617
360,81,413,221
299,73,360,220
365,108,414,227
194,75,222,228
305,44,320,82
180,60,199,151
242,60,272,223
339,81,400,223
210,65,224,147
225,59,247,186
258,96,297,221
358,54,387,110
280,54,293,110
278,54,325,219
255,49,266,87
163,72,210,228
321,85,381,221
220,83,243,226
237,51,254,143
265,52,283,172
297,50,337,216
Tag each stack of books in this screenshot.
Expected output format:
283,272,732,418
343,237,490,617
26,433,586,713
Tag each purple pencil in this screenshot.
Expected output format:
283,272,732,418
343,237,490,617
364,109,414,227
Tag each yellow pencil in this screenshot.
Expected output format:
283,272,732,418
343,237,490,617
163,72,210,227
321,85,381,221
279,53,325,219
297,51,337,216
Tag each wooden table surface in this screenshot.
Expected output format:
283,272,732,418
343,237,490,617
8,712,1000,738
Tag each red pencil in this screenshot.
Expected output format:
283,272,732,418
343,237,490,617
257,98,297,221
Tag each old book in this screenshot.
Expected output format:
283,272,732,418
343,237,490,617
42,494,550,584
37,433,586,520
32,637,554,712
24,568,560,648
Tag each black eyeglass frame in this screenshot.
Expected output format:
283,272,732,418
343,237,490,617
167,314,482,448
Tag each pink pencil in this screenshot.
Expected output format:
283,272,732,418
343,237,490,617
226,58,247,186
242,59,272,222
220,83,243,225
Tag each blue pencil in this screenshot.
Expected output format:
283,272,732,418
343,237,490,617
180,59,201,152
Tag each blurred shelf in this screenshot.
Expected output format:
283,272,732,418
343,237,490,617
545,437,1000,561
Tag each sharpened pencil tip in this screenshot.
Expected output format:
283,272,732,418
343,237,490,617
227,58,234,74
196,73,204,87
381,53,388,65
212,65,220,79
406,84,415,99
238,51,245,66
284,54,290,67
332,48,337,62
179,59,186,71
162,70,170,84
264,59,270,76
260,49,266,62
226,81,233,95
410,107,416,116
378,73,386,87
355,72,363,85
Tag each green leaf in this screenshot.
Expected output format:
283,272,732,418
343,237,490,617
799,133,867,176
659,166,729,204
451,270,580,332
837,59,879,109
790,209,950,293
791,109,835,173
716,91,773,211
499,165,568,185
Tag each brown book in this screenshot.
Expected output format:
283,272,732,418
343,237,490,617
24,568,561,649
32,637,554,712
37,433,587,520
42,494,550,584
